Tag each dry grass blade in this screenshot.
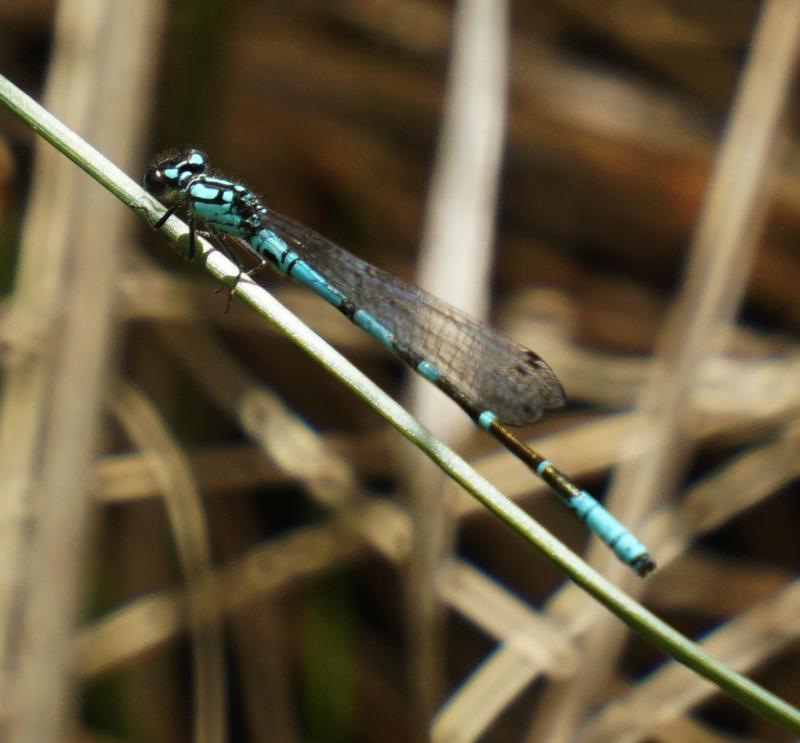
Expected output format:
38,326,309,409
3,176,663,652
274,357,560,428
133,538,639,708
0,2,161,741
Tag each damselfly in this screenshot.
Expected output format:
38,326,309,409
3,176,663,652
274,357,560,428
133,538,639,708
144,149,655,576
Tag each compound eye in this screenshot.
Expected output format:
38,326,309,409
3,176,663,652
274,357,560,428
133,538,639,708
143,165,168,196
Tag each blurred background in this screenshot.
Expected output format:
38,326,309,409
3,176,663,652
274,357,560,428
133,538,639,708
0,0,799,741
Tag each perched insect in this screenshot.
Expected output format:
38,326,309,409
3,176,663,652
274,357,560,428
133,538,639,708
145,149,655,576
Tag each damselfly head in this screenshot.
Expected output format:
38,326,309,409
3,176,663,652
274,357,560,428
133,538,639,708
144,149,209,201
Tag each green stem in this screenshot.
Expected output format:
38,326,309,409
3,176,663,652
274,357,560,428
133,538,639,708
1,73,798,735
